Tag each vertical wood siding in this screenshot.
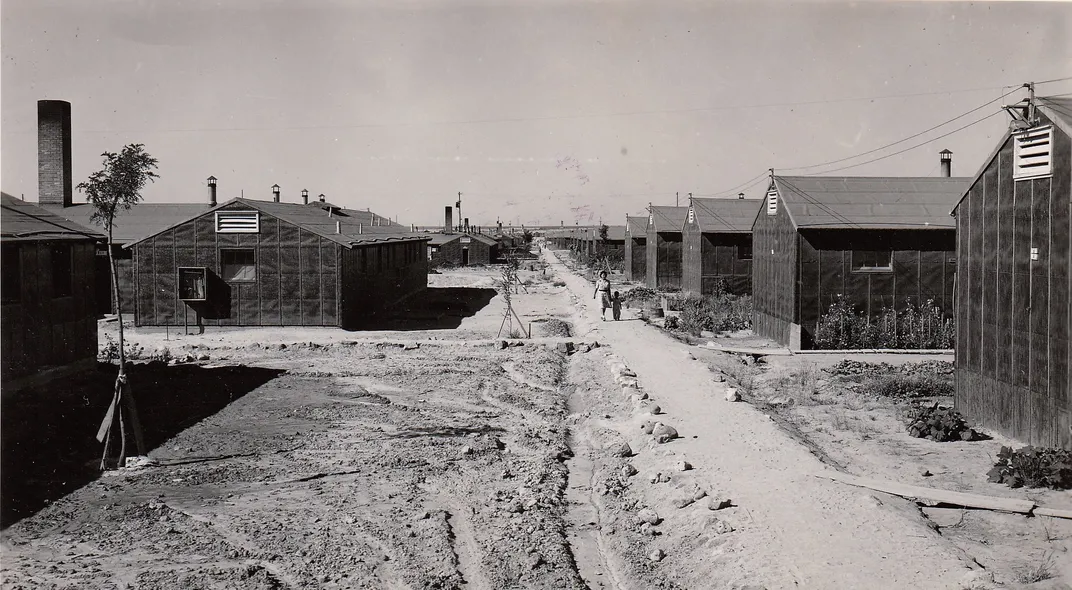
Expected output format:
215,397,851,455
1,240,98,384
955,115,1072,449
752,195,798,346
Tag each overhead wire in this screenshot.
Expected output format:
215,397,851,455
780,87,1019,172
799,109,1002,175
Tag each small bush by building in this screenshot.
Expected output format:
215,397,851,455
813,295,954,350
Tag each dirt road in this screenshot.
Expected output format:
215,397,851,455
545,248,982,590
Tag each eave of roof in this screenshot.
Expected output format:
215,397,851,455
690,198,764,233
773,176,970,230
1,195,105,242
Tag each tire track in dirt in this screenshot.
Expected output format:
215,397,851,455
443,504,493,590
565,420,629,590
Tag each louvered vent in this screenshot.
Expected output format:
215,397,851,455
1013,126,1053,181
766,190,778,215
215,211,260,233
687,207,695,224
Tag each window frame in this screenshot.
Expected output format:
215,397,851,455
219,248,257,282
178,267,208,301
851,249,893,273
737,242,753,260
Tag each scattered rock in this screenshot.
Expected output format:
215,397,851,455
590,341,600,349
621,464,638,477
619,368,637,378
672,494,698,509
708,518,735,534
505,501,524,514
556,342,575,355
724,388,741,402
958,570,995,590
767,396,792,407
650,405,662,415
640,421,656,435
634,391,649,401
650,472,671,484
609,442,633,458
711,373,725,383
277,343,287,350
403,342,420,350
707,496,732,511
639,522,656,536
498,340,508,350
675,460,692,472
577,344,591,353
652,423,679,443
636,508,661,525
921,469,933,477
196,353,210,361
648,548,665,562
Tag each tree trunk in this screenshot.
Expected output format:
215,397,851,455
106,222,146,464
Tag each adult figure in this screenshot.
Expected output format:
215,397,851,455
593,270,612,321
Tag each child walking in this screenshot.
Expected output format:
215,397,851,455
611,291,622,321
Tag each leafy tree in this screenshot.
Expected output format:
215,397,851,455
76,144,158,469
522,229,533,244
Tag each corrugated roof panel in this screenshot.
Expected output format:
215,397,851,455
774,176,971,229
650,206,688,232
2,195,105,242
691,197,763,233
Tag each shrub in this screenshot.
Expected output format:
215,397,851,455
813,296,955,350
903,403,974,441
663,316,680,330
679,297,712,336
622,287,659,307
709,294,752,332
988,446,1072,490
862,374,953,399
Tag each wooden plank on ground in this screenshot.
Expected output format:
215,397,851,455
700,342,792,356
816,471,1037,514
1034,507,1072,520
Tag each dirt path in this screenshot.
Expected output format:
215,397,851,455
544,248,982,590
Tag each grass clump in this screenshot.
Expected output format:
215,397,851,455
903,403,975,442
988,446,1072,490
860,374,953,400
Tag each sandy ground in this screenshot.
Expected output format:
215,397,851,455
3,248,1069,590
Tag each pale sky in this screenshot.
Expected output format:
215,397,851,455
2,0,1070,227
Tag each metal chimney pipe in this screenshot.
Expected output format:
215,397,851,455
940,149,952,177
319,193,326,203
272,184,280,203
738,192,745,199
207,176,217,206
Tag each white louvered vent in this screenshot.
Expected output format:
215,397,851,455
1013,126,1053,181
687,207,695,224
215,211,260,233
766,190,778,215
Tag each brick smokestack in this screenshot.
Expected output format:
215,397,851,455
38,100,73,207
940,149,952,178
444,206,453,233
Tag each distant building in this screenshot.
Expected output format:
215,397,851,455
427,232,498,266
579,225,625,259
1,194,103,391
125,198,428,330
752,170,969,349
33,100,403,316
682,196,762,296
624,216,647,283
952,95,1071,449
645,206,689,290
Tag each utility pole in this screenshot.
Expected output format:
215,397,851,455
1025,82,1036,124
456,192,462,232
676,191,679,207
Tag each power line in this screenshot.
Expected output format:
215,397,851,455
800,110,1001,175
58,84,1015,135
781,87,1019,172
1036,75,1072,85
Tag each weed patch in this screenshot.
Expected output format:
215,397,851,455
988,446,1072,490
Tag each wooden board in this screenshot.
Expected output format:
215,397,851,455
816,471,1037,514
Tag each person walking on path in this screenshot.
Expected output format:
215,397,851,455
593,270,612,321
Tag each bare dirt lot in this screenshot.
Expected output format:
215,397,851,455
3,254,1071,590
